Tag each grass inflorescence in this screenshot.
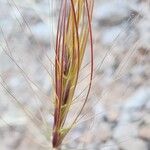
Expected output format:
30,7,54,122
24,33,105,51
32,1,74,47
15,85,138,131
52,0,94,148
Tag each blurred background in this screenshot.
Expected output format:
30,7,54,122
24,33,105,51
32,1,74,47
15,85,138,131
0,0,149,149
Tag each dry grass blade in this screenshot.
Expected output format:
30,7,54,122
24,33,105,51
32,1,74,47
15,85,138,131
52,0,94,148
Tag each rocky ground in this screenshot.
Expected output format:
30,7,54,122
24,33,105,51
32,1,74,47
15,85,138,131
0,0,150,150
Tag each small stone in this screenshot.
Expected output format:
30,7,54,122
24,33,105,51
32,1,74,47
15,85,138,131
101,25,122,45
137,16,150,50
8,75,25,89
94,103,106,119
119,138,148,150
94,1,130,26
146,100,150,111
123,87,150,111
139,126,150,140
0,53,13,72
120,87,150,123
113,123,138,141
100,22,137,48
106,109,119,123
31,22,54,44
143,113,150,125
101,140,119,150
97,122,112,142
120,110,144,123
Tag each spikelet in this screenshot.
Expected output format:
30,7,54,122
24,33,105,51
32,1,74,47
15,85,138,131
52,0,94,148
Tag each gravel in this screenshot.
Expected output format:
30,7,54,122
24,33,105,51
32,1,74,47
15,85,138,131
0,0,149,149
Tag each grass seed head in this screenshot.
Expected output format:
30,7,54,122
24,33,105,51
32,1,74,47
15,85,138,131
52,0,94,148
